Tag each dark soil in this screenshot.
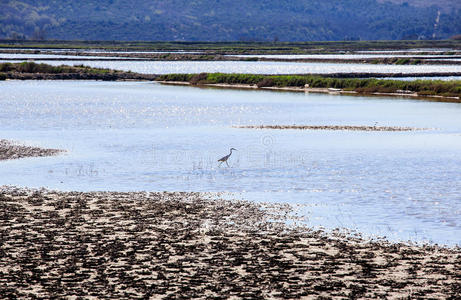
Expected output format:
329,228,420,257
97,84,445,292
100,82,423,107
0,140,63,160
0,187,460,299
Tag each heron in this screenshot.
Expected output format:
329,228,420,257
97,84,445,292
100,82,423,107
218,148,237,167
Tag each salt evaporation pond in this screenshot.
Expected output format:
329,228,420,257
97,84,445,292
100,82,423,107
230,54,459,59
358,49,460,53
0,80,460,245
381,76,461,81
0,53,135,60
1,59,460,75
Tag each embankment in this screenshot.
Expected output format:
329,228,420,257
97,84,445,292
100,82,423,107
0,62,157,81
157,73,461,100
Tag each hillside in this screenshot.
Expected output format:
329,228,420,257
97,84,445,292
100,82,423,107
1,0,461,41
378,0,461,12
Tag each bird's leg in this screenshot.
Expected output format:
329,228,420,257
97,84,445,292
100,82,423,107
218,161,222,167
226,160,229,167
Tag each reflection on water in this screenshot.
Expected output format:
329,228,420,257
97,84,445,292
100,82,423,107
357,49,461,53
381,76,461,81
0,53,135,59
1,80,460,245
230,54,459,59
1,59,460,75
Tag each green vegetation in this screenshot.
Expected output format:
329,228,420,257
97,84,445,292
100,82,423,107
157,73,461,98
0,62,117,75
395,58,411,65
392,58,425,65
0,73,6,80
0,62,157,81
1,0,461,41
0,62,75,74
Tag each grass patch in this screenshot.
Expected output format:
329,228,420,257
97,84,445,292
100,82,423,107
395,58,411,65
0,62,115,75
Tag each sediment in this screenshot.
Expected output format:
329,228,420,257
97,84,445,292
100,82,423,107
234,125,428,131
0,139,63,160
0,187,460,299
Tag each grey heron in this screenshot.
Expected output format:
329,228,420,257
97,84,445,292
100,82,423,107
218,148,237,167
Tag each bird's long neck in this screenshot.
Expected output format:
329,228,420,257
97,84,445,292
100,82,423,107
229,149,233,155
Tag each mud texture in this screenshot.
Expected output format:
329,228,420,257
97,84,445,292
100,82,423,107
0,140,63,161
235,125,427,132
0,187,460,299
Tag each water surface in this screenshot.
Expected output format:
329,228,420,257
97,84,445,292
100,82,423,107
0,80,460,245
231,54,459,59
1,59,459,75
0,53,135,59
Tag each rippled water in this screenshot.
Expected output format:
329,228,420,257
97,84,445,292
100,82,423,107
231,54,458,59
1,80,460,245
1,59,460,75
0,53,135,59
0,49,203,54
381,76,461,81
439,58,461,62
358,49,460,53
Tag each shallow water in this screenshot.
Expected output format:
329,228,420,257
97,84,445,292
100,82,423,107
381,76,461,81
1,80,460,245
0,53,135,60
1,59,460,75
0,49,203,54
231,54,458,59
358,49,460,53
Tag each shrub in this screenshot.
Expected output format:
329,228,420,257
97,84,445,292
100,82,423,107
257,77,275,87
395,58,410,65
0,63,13,72
17,62,39,73
156,73,194,82
190,73,209,85
0,73,6,80
16,62,69,74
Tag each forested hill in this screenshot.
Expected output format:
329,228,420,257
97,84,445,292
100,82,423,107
1,0,461,41
377,0,461,12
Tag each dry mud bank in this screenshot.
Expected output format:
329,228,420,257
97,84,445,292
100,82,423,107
0,139,63,161
234,125,427,132
0,188,460,299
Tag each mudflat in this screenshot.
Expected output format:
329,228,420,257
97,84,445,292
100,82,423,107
234,125,428,132
0,139,63,161
0,187,459,299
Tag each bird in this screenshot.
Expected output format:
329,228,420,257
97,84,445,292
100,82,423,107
218,148,237,167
